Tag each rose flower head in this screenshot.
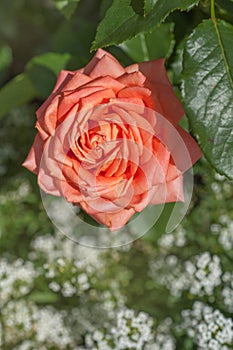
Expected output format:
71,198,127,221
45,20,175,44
23,49,201,231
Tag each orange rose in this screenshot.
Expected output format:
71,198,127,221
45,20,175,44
23,49,201,230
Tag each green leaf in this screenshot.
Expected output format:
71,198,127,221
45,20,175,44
130,0,144,16
26,52,71,98
144,0,157,15
0,43,12,84
100,0,114,18
119,22,175,62
216,0,233,22
0,74,37,119
92,0,199,50
171,39,186,85
53,0,80,19
29,291,59,304
182,19,233,179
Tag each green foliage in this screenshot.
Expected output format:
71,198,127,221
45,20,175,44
144,0,158,16
29,291,59,304
0,42,12,84
130,0,145,16
119,22,175,61
0,74,37,119
92,0,199,49
26,52,71,98
182,19,233,179
53,0,81,19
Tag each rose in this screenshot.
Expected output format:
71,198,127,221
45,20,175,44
23,49,201,230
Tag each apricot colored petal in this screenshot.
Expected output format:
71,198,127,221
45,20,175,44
113,97,145,106
87,54,125,79
80,201,135,230
40,140,66,182
80,88,116,108
60,180,82,202
36,95,60,136
82,75,124,93
118,86,153,107
61,71,92,91
165,174,184,202
117,71,146,86
36,70,74,121
154,114,201,172
131,191,150,212
132,169,149,196
166,162,181,182
138,58,184,123
52,70,75,93
176,125,202,170
38,166,61,196
82,196,126,213
52,104,79,155
22,134,44,174
125,64,139,74
153,138,170,176
83,49,123,75
58,86,104,117
149,174,184,205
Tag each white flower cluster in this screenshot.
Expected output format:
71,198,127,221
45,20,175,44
150,254,189,297
149,252,222,297
101,287,126,319
31,232,102,268
150,332,175,350
85,308,155,350
185,252,222,295
34,307,72,347
85,308,176,350
44,258,92,297
0,180,31,205
211,215,233,251
31,233,102,298
222,272,233,312
213,173,233,196
0,258,37,305
2,299,37,346
181,301,233,350
148,318,176,350
158,226,186,249
1,299,73,350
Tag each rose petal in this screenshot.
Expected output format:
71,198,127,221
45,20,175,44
80,201,135,230
125,64,139,74
38,166,61,196
175,125,202,171
138,58,184,123
60,180,83,202
83,49,125,76
82,75,125,93
149,173,184,205
118,86,153,108
58,86,105,117
87,54,125,79
52,70,75,93
80,88,116,108
36,95,60,136
61,71,92,91
22,133,44,174
117,71,146,86
36,70,74,121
